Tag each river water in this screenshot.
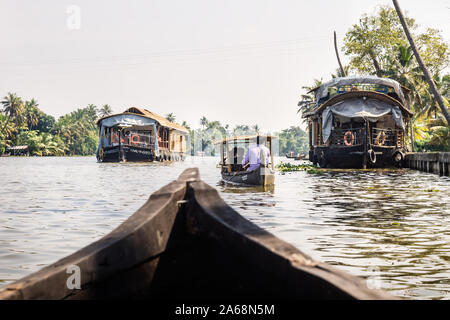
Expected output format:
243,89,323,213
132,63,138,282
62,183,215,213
0,156,449,299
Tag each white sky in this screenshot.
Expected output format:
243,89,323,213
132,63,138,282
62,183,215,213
1,0,449,132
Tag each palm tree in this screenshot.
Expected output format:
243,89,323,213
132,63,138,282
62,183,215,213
392,0,450,125
181,121,190,130
165,113,176,123
24,99,40,130
200,116,208,130
384,44,424,111
418,74,450,119
98,104,113,118
331,66,350,79
297,79,323,121
252,124,260,134
1,93,24,134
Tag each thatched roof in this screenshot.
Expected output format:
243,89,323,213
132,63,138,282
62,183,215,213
97,107,189,133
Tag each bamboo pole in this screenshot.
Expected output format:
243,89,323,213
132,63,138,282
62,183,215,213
392,0,450,126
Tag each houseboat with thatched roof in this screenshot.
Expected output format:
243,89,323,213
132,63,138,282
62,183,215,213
302,76,414,169
96,107,188,162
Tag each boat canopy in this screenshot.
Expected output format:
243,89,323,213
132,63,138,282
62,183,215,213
97,107,189,133
214,135,277,145
322,97,405,143
314,76,406,106
98,113,157,128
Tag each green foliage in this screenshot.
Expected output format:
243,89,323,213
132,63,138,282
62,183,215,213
98,104,113,118
1,94,102,156
54,105,99,156
182,116,308,157
277,162,316,173
277,126,308,155
165,112,176,123
298,5,450,151
343,6,449,80
343,5,418,76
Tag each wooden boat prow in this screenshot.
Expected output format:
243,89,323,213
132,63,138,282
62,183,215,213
0,168,393,300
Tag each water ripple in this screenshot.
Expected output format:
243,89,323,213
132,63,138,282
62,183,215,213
0,156,449,300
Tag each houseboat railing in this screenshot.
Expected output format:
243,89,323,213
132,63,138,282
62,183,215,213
371,128,404,147
330,128,365,147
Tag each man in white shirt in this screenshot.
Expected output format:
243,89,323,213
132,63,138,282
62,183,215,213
242,136,270,171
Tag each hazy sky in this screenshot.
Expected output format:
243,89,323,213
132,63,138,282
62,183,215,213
1,0,449,132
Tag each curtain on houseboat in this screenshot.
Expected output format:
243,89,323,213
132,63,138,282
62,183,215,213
322,98,405,143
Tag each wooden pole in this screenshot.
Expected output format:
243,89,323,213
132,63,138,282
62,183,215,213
392,0,450,126
269,137,274,171
363,121,368,169
334,31,346,77
118,129,123,162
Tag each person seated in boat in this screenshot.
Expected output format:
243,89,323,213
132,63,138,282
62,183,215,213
242,136,270,171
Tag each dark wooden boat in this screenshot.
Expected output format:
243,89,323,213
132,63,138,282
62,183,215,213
96,107,188,163
302,76,414,169
217,135,276,187
285,152,298,159
221,165,275,186
294,154,307,161
286,152,307,161
0,168,392,300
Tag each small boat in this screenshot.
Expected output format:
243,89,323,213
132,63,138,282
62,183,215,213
286,152,307,161
294,154,307,161
217,135,276,186
302,76,414,169
285,151,298,159
0,168,392,300
96,107,189,162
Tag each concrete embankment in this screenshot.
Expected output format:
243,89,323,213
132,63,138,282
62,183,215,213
405,152,449,176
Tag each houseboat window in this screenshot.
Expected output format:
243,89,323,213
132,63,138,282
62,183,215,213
157,127,170,149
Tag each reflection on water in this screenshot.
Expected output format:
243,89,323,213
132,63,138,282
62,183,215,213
0,156,449,300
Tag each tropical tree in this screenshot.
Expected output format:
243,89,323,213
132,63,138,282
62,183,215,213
232,125,251,136
277,126,309,155
200,116,208,129
1,93,24,134
297,79,323,120
392,0,450,125
343,5,449,81
98,104,113,118
24,99,40,130
165,113,176,123
181,121,190,130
